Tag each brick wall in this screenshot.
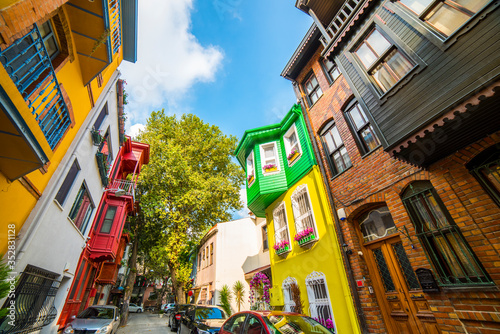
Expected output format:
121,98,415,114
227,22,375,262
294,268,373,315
296,47,500,333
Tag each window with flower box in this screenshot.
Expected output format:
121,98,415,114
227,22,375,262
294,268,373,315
291,185,317,246
305,271,336,332
284,124,302,166
273,202,291,255
246,151,256,186
398,0,490,38
260,142,280,175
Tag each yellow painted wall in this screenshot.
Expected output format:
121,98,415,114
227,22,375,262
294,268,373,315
0,18,123,255
266,166,360,334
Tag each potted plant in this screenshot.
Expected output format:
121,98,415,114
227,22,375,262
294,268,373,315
247,173,255,185
273,240,290,255
91,129,103,146
263,164,277,173
287,148,300,163
294,227,315,246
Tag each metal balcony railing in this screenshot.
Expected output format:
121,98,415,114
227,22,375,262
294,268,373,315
108,0,122,54
108,178,135,200
0,24,71,149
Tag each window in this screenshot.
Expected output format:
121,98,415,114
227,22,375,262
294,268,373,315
38,20,60,59
305,271,335,331
243,315,265,334
222,313,247,333
303,72,323,106
198,253,201,270
355,27,414,93
55,159,80,205
68,183,94,234
273,203,291,247
291,185,317,237
344,100,380,154
398,0,490,37
282,277,298,312
210,243,214,265
466,146,500,207
260,142,280,174
246,151,256,186
322,58,341,84
99,206,117,234
359,206,398,243
99,129,113,168
93,103,109,130
262,226,268,251
402,181,492,286
320,120,352,175
206,246,209,267
0,265,60,333
284,124,302,166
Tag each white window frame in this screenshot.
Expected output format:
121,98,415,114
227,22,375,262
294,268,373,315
305,271,335,331
260,141,280,175
246,151,256,187
282,277,298,312
273,202,291,248
284,124,302,167
291,184,318,237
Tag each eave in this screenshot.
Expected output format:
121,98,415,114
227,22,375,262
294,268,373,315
121,0,138,63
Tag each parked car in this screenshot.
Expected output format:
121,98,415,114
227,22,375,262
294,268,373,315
128,303,143,313
163,303,176,312
64,305,120,334
219,311,333,334
168,304,192,332
178,305,228,334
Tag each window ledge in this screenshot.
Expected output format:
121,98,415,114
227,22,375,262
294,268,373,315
360,145,382,159
67,217,86,241
330,165,353,181
263,170,281,176
297,235,318,247
54,199,64,211
287,153,302,167
440,284,497,293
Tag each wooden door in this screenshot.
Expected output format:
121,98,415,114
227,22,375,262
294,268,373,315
365,236,440,334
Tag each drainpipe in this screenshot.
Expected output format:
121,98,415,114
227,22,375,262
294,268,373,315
292,81,369,334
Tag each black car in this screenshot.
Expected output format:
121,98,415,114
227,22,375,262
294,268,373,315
169,304,192,332
178,305,228,334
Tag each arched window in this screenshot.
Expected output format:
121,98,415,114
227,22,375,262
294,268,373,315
305,271,335,331
466,146,500,207
402,181,492,286
282,277,298,312
359,206,397,243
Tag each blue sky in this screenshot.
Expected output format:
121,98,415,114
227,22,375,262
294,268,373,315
119,0,312,217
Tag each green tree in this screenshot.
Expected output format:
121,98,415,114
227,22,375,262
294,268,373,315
0,256,12,318
137,111,244,303
220,284,232,316
233,280,245,312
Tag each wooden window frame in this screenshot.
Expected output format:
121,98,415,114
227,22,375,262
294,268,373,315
319,120,352,177
321,58,341,85
343,100,381,155
68,182,94,234
302,71,323,107
210,243,214,266
467,146,500,208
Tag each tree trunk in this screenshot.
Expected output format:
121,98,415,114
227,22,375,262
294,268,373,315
120,237,138,325
168,262,186,304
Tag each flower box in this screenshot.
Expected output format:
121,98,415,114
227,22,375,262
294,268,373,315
287,152,300,163
263,164,277,173
275,245,290,256
247,174,255,185
298,233,315,246
294,228,316,246
273,241,290,256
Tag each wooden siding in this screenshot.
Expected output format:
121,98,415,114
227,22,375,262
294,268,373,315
335,0,500,149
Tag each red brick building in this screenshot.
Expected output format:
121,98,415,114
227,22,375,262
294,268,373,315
282,1,500,333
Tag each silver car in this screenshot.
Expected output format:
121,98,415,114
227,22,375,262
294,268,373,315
64,305,120,334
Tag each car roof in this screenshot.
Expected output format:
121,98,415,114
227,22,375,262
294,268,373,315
88,305,118,309
231,310,303,317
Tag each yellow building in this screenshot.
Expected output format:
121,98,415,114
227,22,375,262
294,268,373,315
235,105,360,333
0,0,137,255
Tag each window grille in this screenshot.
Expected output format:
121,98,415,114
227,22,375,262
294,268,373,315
291,185,316,236
282,277,297,312
305,272,335,332
402,181,492,286
467,146,500,208
273,203,290,245
0,265,60,334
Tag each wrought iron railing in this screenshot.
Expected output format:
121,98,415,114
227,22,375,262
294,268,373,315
0,24,71,149
108,178,135,200
0,266,60,334
108,0,122,54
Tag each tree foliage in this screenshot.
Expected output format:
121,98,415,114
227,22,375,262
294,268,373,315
220,284,232,316
233,280,245,313
137,111,244,302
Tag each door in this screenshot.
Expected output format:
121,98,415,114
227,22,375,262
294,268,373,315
358,207,440,334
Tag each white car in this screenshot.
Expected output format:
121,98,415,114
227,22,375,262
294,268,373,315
128,303,143,313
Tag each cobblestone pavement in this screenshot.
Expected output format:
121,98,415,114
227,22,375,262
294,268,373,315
117,312,171,333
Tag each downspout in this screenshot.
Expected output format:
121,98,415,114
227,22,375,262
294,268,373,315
292,81,369,334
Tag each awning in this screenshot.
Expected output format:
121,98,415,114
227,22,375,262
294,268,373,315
244,265,271,280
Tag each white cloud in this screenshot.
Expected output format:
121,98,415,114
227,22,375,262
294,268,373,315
128,123,145,140
120,0,224,129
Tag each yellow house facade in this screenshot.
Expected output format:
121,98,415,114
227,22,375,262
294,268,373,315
0,0,137,255
267,166,360,334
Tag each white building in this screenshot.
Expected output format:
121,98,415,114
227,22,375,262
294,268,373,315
194,216,270,313
0,71,124,334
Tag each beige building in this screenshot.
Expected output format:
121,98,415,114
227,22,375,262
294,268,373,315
193,216,270,312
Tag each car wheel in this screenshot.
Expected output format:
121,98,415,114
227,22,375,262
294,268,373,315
171,323,176,332
137,309,142,313
177,325,181,334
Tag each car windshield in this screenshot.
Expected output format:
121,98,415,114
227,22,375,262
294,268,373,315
77,307,114,319
263,315,332,334
195,307,226,320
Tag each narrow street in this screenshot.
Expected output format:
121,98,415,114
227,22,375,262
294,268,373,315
117,312,170,334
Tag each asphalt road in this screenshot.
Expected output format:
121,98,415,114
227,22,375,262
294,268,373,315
117,312,171,333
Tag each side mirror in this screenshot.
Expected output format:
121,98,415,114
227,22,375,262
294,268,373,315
115,316,119,321
71,315,76,320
